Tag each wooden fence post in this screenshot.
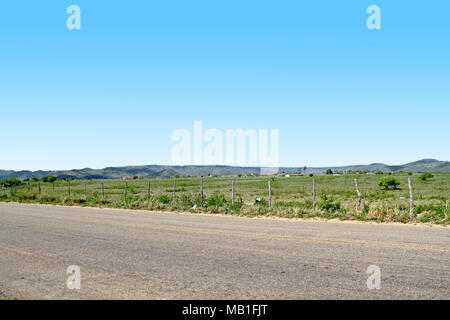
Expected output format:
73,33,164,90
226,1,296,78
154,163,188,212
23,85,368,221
84,182,87,199
101,182,105,200
28,181,30,193
232,180,235,206
268,180,272,208
354,178,362,211
173,180,176,203
68,181,70,199
147,181,151,204
124,182,127,203
201,179,204,209
312,179,316,210
38,182,41,195
408,177,414,218
52,182,55,198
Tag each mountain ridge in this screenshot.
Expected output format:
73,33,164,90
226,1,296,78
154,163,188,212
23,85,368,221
1,159,449,180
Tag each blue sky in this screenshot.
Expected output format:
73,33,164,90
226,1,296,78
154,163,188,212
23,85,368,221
1,1,449,171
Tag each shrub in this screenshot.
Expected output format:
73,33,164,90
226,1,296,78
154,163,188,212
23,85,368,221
229,195,244,211
318,194,341,212
378,177,400,190
418,172,434,181
42,175,57,183
206,192,226,208
177,193,201,209
158,194,170,204
1,178,24,188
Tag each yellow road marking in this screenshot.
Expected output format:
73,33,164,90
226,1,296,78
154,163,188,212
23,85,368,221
4,210,450,253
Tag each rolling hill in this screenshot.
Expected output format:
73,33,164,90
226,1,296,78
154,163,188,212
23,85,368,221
0,159,449,180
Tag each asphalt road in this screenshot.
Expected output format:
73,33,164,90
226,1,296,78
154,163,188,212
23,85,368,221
0,202,448,299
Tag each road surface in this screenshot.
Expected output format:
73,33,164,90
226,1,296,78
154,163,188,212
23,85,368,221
0,202,448,299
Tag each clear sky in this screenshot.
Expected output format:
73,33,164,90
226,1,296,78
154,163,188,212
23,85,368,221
1,1,449,171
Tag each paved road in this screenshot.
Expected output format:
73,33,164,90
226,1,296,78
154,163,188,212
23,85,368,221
0,202,448,299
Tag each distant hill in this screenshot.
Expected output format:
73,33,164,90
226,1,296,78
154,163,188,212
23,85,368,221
304,159,450,174
0,159,449,180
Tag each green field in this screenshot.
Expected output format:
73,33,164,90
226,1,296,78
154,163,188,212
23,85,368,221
1,173,449,224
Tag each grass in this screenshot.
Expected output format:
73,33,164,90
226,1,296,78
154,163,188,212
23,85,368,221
1,173,449,224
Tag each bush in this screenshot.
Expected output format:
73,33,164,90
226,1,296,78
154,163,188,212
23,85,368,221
206,192,226,208
1,178,24,188
326,169,333,175
42,175,57,183
418,173,434,181
229,195,244,211
378,177,400,190
158,194,170,204
318,194,341,212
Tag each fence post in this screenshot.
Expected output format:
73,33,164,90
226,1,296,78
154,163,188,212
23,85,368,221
312,179,316,210
268,180,272,209
84,182,87,199
68,181,70,199
408,177,414,218
201,179,204,209
147,181,151,204
232,180,235,206
354,178,362,211
28,181,30,193
101,182,105,200
173,180,176,203
38,182,41,195
52,182,55,198
124,182,127,203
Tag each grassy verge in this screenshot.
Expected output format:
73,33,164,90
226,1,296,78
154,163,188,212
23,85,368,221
1,173,449,224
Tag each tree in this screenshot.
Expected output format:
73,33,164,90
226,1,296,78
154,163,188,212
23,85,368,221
418,172,434,181
303,166,307,175
42,175,57,183
1,178,24,188
378,177,401,190
326,169,333,175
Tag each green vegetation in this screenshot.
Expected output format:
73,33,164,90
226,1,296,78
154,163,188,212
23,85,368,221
318,194,341,213
418,172,434,181
378,177,401,190
0,177,23,188
42,175,57,183
0,173,448,224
